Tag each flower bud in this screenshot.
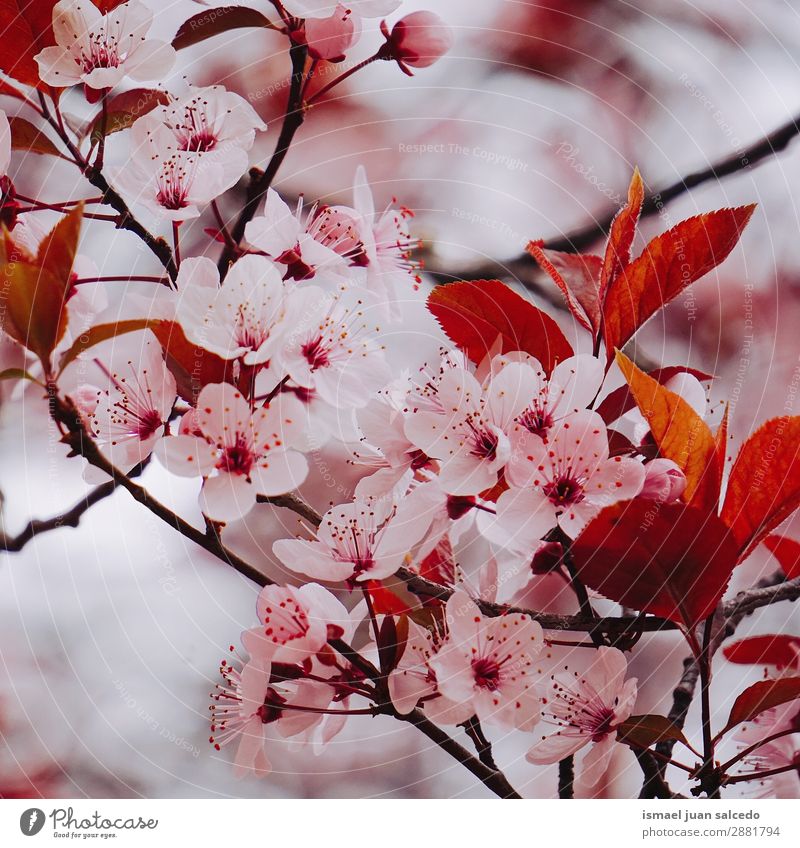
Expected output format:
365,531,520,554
639,458,686,503
379,12,454,75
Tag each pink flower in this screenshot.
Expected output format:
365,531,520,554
428,590,543,729
134,85,266,188
35,0,176,91
73,332,176,473
388,618,473,724
526,647,638,787
734,705,800,798
379,12,454,75
495,353,605,442
351,165,420,319
301,6,360,62
483,410,645,547
155,382,308,522
174,255,289,366
639,458,687,502
244,189,353,283
113,145,229,221
241,582,350,665
404,361,540,495
273,495,430,583
280,288,390,409
282,0,400,19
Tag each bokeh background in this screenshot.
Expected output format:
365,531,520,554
2,0,800,798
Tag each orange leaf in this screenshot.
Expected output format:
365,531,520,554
427,279,573,374
571,499,739,631
720,416,800,559
615,352,720,507
762,535,800,580
603,205,755,359
0,0,56,88
526,241,602,336
600,167,644,295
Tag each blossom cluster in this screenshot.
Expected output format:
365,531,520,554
1,0,799,800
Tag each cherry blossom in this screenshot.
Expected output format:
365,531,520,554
73,333,176,473
482,410,645,549
492,353,605,442
388,618,473,724
241,582,349,665
155,382,308,522
526,647,637,786
379,11,454,75
244,189,354,283
174,255,289,367
734,705,800,798
280,288,390,409
300,6,360,62
404,360,540,495
273,495,430,583
428,590,543,729
351,166,420,318
35,0,176,91
134,85,266,188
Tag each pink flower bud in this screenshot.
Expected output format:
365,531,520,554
379,12,454,75
301,5,360,63
639,458,687,503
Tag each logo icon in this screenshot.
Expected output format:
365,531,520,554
19,809,46,836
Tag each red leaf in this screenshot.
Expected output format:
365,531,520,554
94,0,128,11
571,499,739,631
720,416,800,559
762,535,800,580
615,353,720,507
427,279,573,374
366,580,415,616
601,167,644,295
9,116,68,160
723,635,800,670
418,538,456,587
526,241,602,336
721,677,800,735
596,365,713,425
616,713,688,749
0,0,56,88
603,205,756,359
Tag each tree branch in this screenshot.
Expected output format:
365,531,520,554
431,110,800,293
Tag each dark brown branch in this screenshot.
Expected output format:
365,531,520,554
461,716,499,771
1,480,116,552
433,110,800,291
217,43,308,275
558,756,575,799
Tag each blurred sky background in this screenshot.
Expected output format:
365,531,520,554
3,0,800,798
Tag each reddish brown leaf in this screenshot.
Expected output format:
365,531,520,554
9,116,68,160
172,6,276,50
723,635,800,670
616,713,688,749
721,677,800,735
720,416,800,559
88,88,170,141
0,0,56,88
601,167,644,295
616,353,720,507
595,365,713,425
603,205,756,359
427,279,573,374
94,0,128,11
526,241,602,335
762,535,800,580
571,499,739,631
